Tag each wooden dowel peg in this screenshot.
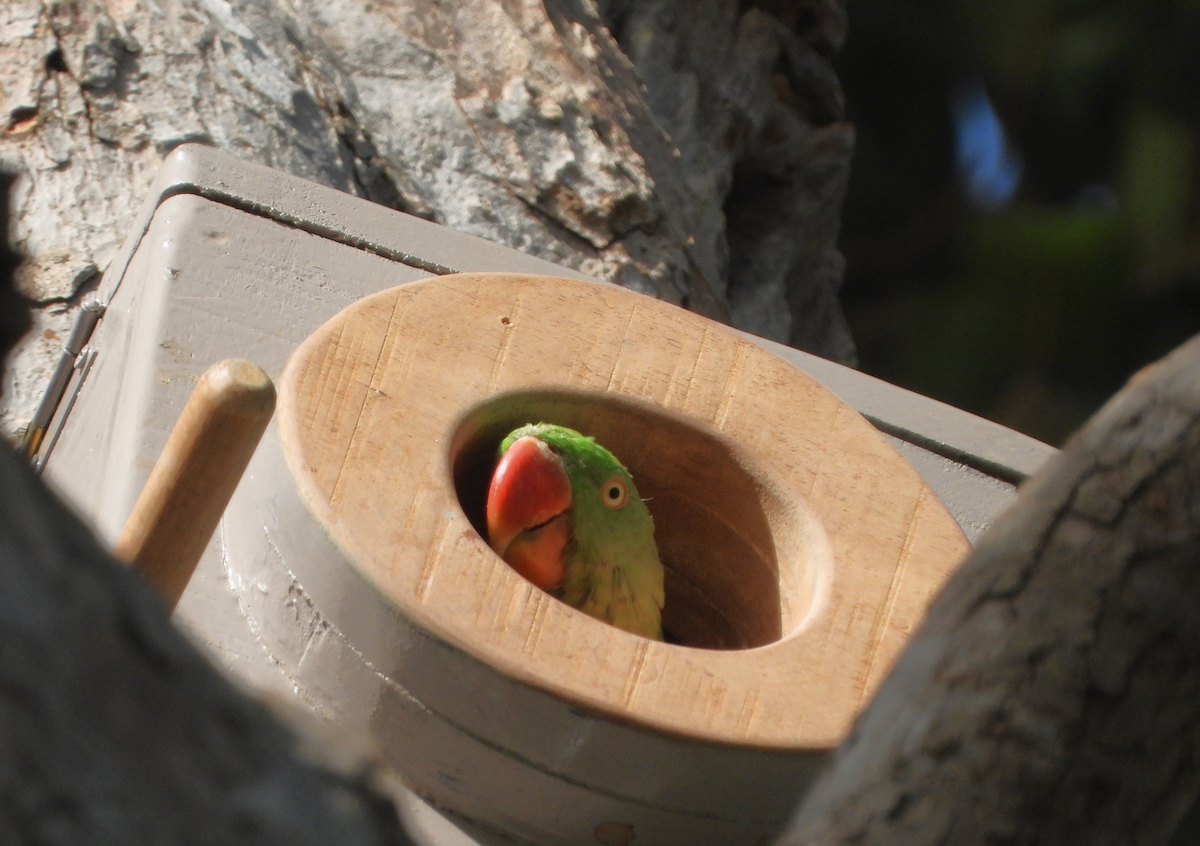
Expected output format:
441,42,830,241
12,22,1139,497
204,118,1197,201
114,358,276,610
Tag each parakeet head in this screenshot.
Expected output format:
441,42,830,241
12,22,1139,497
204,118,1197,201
486,422,665,639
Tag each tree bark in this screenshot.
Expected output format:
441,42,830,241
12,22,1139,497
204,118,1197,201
600,0,856,361
783,334,1200,845
0,438,412,843
0,131,414,846
0,0,855,440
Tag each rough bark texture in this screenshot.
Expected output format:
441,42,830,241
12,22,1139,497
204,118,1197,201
0,0,855,440
600,0,856,360
784,334,1200,845
0,438,414,844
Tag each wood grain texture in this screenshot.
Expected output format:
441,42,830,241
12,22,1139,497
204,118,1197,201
782,334,1200,845
114,358,275,610
278,273,970,749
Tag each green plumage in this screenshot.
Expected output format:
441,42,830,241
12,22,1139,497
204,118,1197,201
499,423,665,640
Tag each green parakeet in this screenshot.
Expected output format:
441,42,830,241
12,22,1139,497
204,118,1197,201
485,423,665,640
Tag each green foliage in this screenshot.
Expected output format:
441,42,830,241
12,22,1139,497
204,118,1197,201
1119,106,1196,282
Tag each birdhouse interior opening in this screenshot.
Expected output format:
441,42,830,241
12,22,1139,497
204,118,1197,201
450,390,824,650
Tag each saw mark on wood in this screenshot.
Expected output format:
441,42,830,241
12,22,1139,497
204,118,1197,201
474,554,510,630
621,639,651,709
678,323,714,415
522,587,550,657
374,294,420,404
330,297,400,507
702,675,730,729
309,321,364,495
303,320,352,472
414,507,450,602
859,487,927,703
309,320,347,438
605,302,641,394
567,331,594,386
660,323,697,410
486,284,524,393
489,571,528,645
715,340,750,430
826,400,850,448
735,688,761,736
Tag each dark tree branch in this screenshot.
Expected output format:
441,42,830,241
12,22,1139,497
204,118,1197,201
784,335,1200,845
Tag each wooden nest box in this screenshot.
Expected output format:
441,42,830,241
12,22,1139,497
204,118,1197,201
245,271,970,845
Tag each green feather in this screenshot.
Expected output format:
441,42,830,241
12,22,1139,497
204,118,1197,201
499,423,665,640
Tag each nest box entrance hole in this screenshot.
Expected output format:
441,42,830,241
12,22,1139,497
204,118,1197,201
450,391,819,650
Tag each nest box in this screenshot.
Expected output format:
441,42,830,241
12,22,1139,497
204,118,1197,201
227,271,971,845
39,146,1053,846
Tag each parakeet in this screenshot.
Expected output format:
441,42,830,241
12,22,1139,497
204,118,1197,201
485,423,665,640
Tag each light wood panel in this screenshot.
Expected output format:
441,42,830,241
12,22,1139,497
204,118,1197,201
278,273,970,749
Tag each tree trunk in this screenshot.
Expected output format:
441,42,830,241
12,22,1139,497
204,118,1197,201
783,334,1200,845
0,0,855,439
0,438,411,843
600,0,856,360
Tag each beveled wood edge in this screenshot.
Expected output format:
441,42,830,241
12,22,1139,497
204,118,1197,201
275,273,971,750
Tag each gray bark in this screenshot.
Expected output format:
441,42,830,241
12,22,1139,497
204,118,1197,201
0,437,411,843
0,0,855,440
600,0,856,360
783,334,1200,845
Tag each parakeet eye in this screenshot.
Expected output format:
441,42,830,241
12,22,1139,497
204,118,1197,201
600,476,628,510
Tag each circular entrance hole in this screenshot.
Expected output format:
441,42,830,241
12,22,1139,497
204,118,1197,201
450,390,823,650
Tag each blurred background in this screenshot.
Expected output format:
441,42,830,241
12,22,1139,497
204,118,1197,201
834,0,1200,445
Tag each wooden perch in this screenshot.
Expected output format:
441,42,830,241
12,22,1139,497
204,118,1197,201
114,358,276,610
783,334,1200,845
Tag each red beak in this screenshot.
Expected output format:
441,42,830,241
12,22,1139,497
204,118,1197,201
486,436,572,591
